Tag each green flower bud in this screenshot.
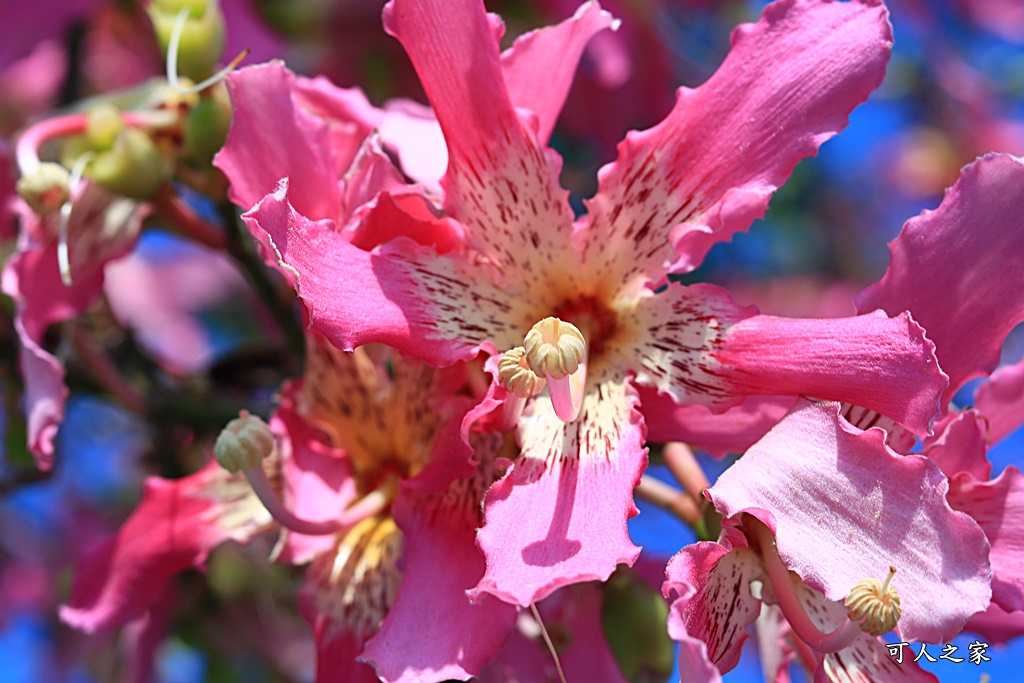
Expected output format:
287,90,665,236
601,567,676,683
86,128,166,200
150,0,226,82
214,411,276,474
85,103,125,151
183,88,232,165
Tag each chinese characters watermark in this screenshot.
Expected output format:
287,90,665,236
887,640,991,665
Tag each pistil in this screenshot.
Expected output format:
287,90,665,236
215,412,391,537
522,317,589,422
750,517,899,653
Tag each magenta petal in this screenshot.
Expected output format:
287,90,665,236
59,462,272,633
713,310,944,436
360,488,516,682
856,154,1024,407
216,62,343,218
947,466,1024,613
976,357,1024,445
921,409,991,481
639,387,794,457
710,400,991,644
581,0,891,284
500,1,618,145
472,375,645,606
965,603,1024,647
383,0,576,276
242,182,506,365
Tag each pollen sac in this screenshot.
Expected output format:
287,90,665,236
16,163,70,215
844,567,901,637
498,347,546,398
214,410,276,473
523,317,587,380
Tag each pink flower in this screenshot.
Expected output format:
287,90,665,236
243,0,946,607
663,400,991,683
60,335,520,682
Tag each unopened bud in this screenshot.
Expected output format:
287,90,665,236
183,88,231,164
85,104,125,151
214,410,276,473
16,163,70,215
86,128,166,200
150,0,226,82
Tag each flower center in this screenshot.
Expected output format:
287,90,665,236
845,566,901,636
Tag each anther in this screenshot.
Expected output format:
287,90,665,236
214,410,275,473
523,317,587,380
498,347,546,398
845,566,901,636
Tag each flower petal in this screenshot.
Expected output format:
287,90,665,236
664,540,762,678
471,372,646,606
383,0,576,280
59,461,273,633
710,400,991,644
638,388,794,457
947,466,1024,613
15,320,66,469
242,182,521,365
216,62,344,218
855,153,1024,408
579,0,892,288
920,409,991,482
361,432,516,682
500,1,619,145
976,357,1024,445
965,603,1024,647
622,283,944,436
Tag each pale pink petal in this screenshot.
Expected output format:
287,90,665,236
965,602,1024,647
710,400,991,644
242,182,523,365
622,283,944,436
361,447,516,682
59,461,273,633
383,0,577,280
579,0,892,287
976,357,1024,445
377,99,447,190
217,62,343,218
664,540,760,679
639,388,794,457
471,373,645,606
920,409,991,481
855,154,1024,408
947,466,1024,613
500,1,618,145
538,583,632,683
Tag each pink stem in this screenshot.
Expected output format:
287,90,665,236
634,475,701,526
153,185,227,249
749,518,862,653
498,393,526,431
664,442,710,500
244,466,388,537
16,111,163,175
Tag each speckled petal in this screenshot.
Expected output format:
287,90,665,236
471,371,646,606
579,0,892,290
